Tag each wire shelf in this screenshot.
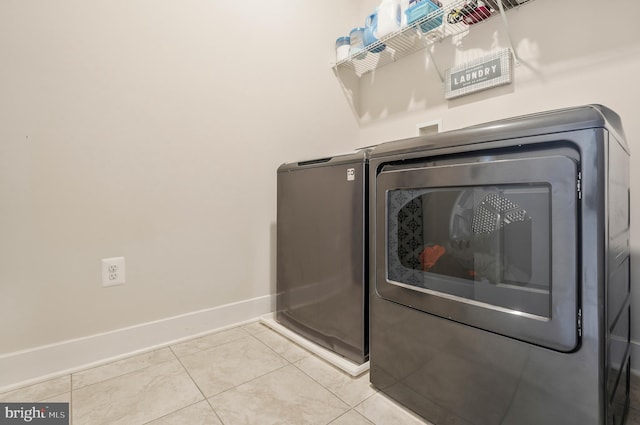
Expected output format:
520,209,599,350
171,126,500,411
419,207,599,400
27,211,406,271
333,0,532,78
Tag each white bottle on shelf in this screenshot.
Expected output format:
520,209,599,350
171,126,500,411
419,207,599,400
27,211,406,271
400,0,410,27
376,0,401,38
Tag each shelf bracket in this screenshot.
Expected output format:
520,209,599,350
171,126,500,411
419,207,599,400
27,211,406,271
332,64,362,122
426,47,444,82
496,0,519,64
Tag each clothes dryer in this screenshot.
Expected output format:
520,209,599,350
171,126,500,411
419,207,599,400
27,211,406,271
369,105,630,425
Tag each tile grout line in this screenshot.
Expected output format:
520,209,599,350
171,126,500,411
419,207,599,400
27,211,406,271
10,324,384,425
289,352,378,411
169,327,291,401
251,326,377,413
69,348,177,392
168,345,208,402
170,327,254,359
206,361,291,400
169,344,227,425
204,398,227,425
169,326,293,425
289,359,353,407
188,331,298,422
324,407,362,425
202,329,351,425
170,326,288,400
247,331,297,364
0,376,71,402
138,400,212,425
327,408,374,425
70,350,188,425
0,325,262,400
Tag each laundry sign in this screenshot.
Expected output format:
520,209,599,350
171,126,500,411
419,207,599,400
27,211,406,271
445,49,512,99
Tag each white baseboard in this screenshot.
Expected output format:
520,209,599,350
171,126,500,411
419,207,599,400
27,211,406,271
2,297,636,393
0,294,275,392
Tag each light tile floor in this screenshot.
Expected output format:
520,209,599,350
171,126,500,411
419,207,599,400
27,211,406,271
0,322,429,425
2,321,640,425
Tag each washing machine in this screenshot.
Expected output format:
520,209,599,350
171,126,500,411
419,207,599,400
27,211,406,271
276,151,370,364
368,105,630,424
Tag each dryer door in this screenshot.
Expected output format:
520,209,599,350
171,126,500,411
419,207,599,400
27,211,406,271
375,153,579,352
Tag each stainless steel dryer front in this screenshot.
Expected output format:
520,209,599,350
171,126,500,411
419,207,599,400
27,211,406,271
368,105,630,425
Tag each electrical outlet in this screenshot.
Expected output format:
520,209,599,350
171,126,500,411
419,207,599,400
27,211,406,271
101,257,126,287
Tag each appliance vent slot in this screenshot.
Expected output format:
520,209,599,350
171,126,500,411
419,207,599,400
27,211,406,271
298,157,332,166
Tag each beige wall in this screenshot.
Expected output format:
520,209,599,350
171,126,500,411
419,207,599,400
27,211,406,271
353,0,640,346
2,0,639,361
0,0,360,354
356,0,640,143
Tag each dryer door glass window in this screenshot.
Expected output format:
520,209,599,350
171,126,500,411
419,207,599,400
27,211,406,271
387,184,550,318
376,153,578,351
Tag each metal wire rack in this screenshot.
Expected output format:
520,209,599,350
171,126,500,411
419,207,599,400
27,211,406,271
333,0,532,78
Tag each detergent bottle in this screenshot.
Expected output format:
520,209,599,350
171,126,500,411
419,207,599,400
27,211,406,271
400,0,411,27
376,0,401,38
364,11,386,53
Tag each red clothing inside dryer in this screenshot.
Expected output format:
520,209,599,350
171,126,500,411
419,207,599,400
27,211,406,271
419,244,446,271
